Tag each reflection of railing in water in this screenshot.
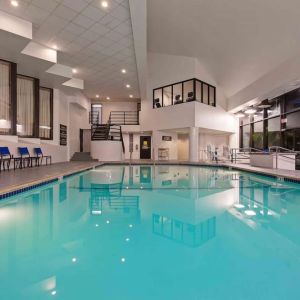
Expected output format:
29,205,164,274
152,214,216,247
89,183,140,216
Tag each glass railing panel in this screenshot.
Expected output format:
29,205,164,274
183,80,194,102
209,86,215,106
195,80,202,102
173,83,183,105
203,83,209,105
163,86,172,106
154,88,162,108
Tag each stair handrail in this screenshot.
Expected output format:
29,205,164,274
269,146,300,154
229,147,264,163
269,146,300,169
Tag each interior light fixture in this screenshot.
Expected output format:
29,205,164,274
129,94,133,98
72,68,77,74
53,44,58,50
96,94,99,98
121,69,126,74
235,113,245,118
257,99,271,108
106,97,110,100
11,0,18,7
245,108,256,114
101,1,108,8
126,84,131,88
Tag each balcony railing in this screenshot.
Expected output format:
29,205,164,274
153,78,216,109
108,111,139,125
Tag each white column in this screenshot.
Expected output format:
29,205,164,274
189,127,199,162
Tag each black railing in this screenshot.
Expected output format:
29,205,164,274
91,124,125,153
153,78,216,109
108,111,139,125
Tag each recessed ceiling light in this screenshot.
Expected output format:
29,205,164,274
121,69,126,74
96,94,99,98
11,0,18,7
101,1,108,8
106,97,110,100
72,68,77,74
129,94,133,98
126,84,131,88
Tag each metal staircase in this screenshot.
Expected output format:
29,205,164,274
91,123,125,153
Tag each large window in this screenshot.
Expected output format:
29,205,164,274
39,87,53,139
153,78,216,108
268,117,281,147
0,61,11,134
252,121,264,149
242,124,250,148
17,76,35,137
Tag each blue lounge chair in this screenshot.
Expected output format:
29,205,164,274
0,147,22,171
34,148,52,166
18,147,37,168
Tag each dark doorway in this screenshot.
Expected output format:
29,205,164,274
140,136,151,159
283,129,300,151
80,129,91,152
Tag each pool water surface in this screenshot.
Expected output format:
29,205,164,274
0,165,300,299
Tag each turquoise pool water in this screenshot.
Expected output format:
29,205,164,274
1,165,300,299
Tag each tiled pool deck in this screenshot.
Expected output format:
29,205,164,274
1,160,300,198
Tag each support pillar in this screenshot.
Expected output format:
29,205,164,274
189,127,199,162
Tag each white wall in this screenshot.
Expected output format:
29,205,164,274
141,52,232,132
194,102,237,133
177,133,189,160
0,88,91,163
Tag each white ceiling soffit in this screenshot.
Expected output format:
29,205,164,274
21,41,57,63
0,10,32,39
46,64,73,78
63,78,84,90
147,0,300,100
0,0,140,100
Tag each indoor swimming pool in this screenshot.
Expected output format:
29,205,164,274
1,165,300,299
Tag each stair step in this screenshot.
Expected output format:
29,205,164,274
71,152,97,161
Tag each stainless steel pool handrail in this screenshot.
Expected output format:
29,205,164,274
269,146,300,169
230,148,264,163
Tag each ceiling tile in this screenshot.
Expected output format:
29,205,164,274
62,0,88,12
89,22,110,35
31,0,59,12
72,14,95,29
53,4,78,21
81,4,106,21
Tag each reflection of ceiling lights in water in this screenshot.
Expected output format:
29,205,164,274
244,210,256,216
234,204,245,208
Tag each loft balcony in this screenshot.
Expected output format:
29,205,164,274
153,78,216,109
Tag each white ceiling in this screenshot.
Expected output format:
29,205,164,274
0,0,140,100
148,0,300,99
